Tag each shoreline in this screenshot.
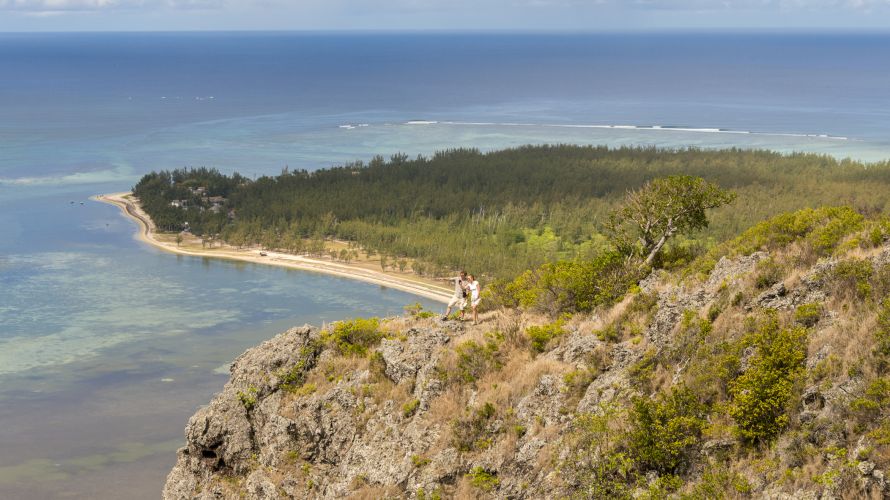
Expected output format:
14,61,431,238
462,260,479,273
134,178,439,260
93,192,452,304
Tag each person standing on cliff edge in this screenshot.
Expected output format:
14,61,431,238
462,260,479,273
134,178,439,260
441,271,468,320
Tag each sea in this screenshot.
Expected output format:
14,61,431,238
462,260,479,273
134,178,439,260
1,32,889,498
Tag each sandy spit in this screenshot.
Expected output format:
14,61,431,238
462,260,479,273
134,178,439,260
93,192,452,304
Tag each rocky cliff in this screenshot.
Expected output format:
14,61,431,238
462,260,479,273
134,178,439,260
164,243,890,499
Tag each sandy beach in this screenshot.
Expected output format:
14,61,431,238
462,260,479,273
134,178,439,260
93,192,452,303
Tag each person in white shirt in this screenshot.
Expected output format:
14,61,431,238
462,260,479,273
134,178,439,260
467,274,481,325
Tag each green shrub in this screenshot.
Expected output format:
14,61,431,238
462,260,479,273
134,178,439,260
640,474,683,499
629,348,659,392
402,399,420,418
451,402,498,452
793,303,822,327
668,312,713,364
562,407,636,500
826,258,873,300
595,324,621,343
237,386,258,411
368,350,387,381
808,208,865,255
563,368,597,407
411,455,431,468
526,319,567,353
404,302,436,319
454,332,503,384
466,467,500,491
323,318,383,356
729,315,808,443
865,217,890,247
279,341,322,391
731,206,863,256
850,378,890,419
754,258,784,289
495,251,641,315
683,464,752,499
684,339,743,404
629,387,708,474
875,298,890,359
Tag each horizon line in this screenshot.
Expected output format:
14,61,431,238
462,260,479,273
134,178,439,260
2,27,890,35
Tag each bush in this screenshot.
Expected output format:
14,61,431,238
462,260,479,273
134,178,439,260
731,206,863,256
595,324,621,343
323,318,383,356
628,348,659,393
466,467,500,491
826,258,873,300
237,386,258,411
451,402,498,452
754,258,783,289
404,302,436,319
562,407,636,500
793,303,822,327
453,332,504,384
685,464,752,498
628,387,708,474
402,399,420,418
850,378,890,419
495,251,641,315
279,341,322,391
728,315,808,443
876,298,890,359
526,319,567,353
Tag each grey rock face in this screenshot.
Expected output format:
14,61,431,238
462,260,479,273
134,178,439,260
164,326,320,499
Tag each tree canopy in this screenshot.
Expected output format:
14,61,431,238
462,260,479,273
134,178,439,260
607,175,736,266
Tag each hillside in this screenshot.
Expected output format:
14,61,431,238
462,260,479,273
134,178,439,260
164,207,890,499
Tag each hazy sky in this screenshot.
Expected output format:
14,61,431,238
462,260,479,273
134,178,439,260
0,0,889,32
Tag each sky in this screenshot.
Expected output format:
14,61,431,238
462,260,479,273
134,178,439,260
0,0,889,31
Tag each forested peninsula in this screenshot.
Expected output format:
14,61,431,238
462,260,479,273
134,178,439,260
135,146,890,280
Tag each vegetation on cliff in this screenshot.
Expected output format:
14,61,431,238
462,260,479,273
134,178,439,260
165,202,890,499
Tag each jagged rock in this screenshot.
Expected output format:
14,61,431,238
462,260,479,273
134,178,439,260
755,281,788,309
516,374,567,427
638,270,665,294
859,461,877,476
245,470,278,500
378,327,450,384
801,386,825,411
557,331,604,365
706,252,767,292
164,326,320,497
701,438,735,459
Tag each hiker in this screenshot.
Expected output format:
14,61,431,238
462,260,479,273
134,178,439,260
442,271,468,320
467,274,481,325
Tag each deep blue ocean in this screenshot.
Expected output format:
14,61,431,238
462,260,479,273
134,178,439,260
1,32,889,498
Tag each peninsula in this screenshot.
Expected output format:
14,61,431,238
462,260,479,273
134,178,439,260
94,192,452,303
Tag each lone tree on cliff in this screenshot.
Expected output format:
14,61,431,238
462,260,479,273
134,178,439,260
607,175,735,266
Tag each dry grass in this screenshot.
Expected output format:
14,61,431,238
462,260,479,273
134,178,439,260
346,484,403,499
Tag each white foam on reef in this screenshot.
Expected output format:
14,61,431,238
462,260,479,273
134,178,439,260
338,124,356,130
408,120,850,141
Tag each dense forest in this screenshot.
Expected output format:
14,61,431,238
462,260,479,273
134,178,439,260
133,146,890,279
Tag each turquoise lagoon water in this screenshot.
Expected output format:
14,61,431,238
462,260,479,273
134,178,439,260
1,32,890,498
